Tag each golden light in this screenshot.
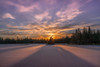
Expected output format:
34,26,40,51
48,33,55,39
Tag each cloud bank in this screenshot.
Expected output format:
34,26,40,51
0,0,100,39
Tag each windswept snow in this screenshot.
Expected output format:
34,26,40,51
0,44,100,67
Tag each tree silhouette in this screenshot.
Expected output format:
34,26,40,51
0,26,100,45
47,36,54,44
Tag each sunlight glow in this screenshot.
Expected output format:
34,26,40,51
48,33,55,39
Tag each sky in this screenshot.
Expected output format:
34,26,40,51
0,0,100,39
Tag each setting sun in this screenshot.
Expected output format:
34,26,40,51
0,0,100,67
48,33,56,39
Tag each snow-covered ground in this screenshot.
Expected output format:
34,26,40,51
0,44,100,67
55,44,100,67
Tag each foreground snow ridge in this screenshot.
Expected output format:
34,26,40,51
0,44,100,67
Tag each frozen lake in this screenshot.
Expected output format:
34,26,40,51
0,44,100,67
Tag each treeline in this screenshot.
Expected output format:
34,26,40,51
0,38,46,44
0,27,100,45
55,27,100,45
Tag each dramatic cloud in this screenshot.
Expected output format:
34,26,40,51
0,0,100,39
6,1,39,12
2,13,15,19
56,1,82,22
35,11,51,21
